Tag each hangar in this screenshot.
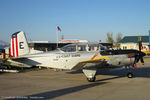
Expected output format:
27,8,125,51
28,42,70,52
119,36,149,51
28,41,113,52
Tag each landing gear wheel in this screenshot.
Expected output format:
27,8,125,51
127,72,133,78
87,76,96,82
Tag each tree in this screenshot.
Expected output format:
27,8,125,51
106,32,114,44
115,33,122,48
106,32,123,49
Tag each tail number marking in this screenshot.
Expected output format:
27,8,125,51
19,42,24,49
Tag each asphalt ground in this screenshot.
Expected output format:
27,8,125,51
0,58,150,100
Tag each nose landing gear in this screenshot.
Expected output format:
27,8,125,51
127,72,133,78
125,66,134,78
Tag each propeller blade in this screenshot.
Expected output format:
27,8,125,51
139,41,142,51
138,39,145,65
134,64,138,70
134,54,139,63
140,57,144,65
133,37,145,67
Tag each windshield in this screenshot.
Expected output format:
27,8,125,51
88,44,99,51
60,43,107,52
99,44,108,50
77,44,87,51
60,44,77,52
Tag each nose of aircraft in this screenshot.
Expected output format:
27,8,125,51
141,51,146,57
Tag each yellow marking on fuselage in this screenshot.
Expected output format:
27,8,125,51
81,56,110,63
96,57,110,60
91,53,98,60
144,51,150,54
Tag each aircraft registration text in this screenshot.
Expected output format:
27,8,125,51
56,54,80,58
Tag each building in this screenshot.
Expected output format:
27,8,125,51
28,41,113,52
59,39,88,43
28,42,70,51
119,36,149,51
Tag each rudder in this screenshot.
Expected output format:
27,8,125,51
10,31,29,57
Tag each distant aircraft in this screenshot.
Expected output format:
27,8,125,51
8,31,146,82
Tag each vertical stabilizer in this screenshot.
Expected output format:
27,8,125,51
10,31,29,57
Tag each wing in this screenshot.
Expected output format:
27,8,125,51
72,57,109,70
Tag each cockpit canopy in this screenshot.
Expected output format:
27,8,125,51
60,43,107,52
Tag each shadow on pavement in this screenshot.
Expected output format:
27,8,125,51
21,82,107,100
67,66,150,79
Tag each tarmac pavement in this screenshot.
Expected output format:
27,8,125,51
0,58,150,100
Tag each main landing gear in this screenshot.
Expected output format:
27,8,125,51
87,76,96,82
83,68,97,82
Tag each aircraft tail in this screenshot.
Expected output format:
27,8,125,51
10,31,29,57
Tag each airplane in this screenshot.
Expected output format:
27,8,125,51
7,31,146,82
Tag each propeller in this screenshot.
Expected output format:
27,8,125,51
129,37,146,70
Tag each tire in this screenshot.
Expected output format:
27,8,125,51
87,76,96,82
127,72,133,78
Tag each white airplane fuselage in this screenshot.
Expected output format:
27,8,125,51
8,49,135,69
8,31,145,82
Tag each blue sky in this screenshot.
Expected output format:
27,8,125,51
1,0,150,43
